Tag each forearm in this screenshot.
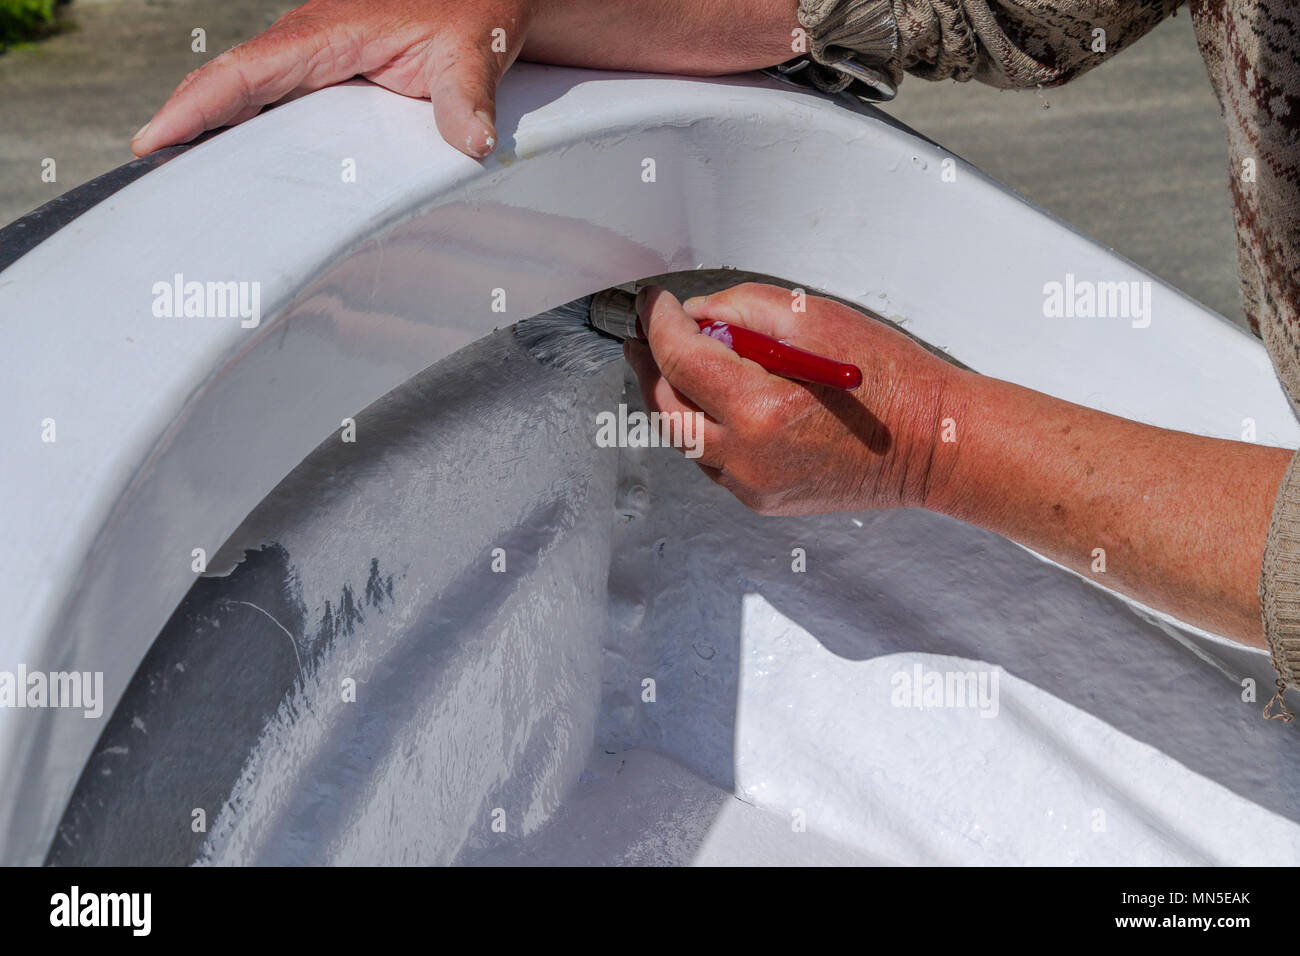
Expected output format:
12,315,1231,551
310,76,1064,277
930,369,1292,647
523,0,801,74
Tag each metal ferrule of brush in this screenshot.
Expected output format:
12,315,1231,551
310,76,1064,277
588,288,641,340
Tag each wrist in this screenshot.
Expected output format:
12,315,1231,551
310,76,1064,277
525,0,800,73
903,363,981,515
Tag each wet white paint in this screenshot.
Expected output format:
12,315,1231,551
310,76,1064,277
5,66,1299,864
190,339,1300,865
199,333,623,864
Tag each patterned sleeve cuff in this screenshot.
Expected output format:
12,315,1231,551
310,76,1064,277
796,0,900,76
1260,447,1300,719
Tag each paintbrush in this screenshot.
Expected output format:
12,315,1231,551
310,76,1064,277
514,288,863,389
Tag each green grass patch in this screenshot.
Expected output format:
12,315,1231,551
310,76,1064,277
0,0,67,52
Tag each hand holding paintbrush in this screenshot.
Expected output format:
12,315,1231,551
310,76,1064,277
515,286,862,389
593,288,862,390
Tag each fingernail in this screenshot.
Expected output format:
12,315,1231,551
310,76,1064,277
131,121,150,142
682,295,707,313
468,110,496,157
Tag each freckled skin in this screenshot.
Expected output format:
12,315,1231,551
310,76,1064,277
131,0,802,158
630,283,1290,649
937,368,1290,647
625,284,957,517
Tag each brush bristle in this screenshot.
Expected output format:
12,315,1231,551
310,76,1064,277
513,295,627,374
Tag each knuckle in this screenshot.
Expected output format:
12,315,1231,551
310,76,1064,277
702,283,745,309
751,404,782,434
653,343,691,386
433,36,496,76
720,280,778,306
737,391,790,438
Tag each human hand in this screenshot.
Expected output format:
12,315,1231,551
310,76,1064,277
625,284,1300,653
130,0,800,159
624,283,966,515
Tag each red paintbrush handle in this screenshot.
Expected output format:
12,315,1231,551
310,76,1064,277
695,318,863,390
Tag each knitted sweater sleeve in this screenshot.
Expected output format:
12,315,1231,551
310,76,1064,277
1192,1,1300,719
795,0,1183,89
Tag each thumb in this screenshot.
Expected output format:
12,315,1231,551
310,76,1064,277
430,26,516,158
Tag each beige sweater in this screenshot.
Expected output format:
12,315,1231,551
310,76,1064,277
796,0,1300,717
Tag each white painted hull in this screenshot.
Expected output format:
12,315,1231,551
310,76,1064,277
2,65,1297,865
